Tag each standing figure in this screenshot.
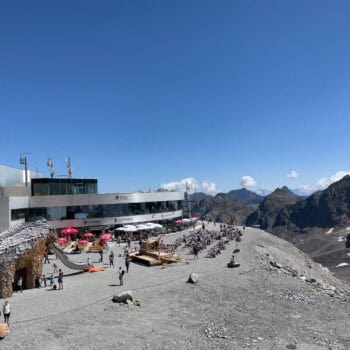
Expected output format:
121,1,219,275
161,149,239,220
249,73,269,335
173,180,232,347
44,249,50,264
119,267,125,286
49,273,54,286
17,276,23,293
109,251,114,268
52,262,58,274
42,274,47,287
58,269,64,290
99,249,103,263
2,301,11,325
193,245,199,259
125,254,131,273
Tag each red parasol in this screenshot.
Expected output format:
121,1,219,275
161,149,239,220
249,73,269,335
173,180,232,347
78,239,89,245
60,227,78,235
83,232,94,238
101,233,112,241
57,237,67,245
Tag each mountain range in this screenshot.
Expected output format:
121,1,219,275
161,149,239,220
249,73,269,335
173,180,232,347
189,178,350,282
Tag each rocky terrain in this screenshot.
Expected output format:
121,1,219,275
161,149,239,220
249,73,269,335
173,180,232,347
227,188,265,206
1,225,349,349
191,193,256,224
245,187,303,231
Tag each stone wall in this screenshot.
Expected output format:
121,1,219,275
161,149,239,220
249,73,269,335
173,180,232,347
0,238,51,298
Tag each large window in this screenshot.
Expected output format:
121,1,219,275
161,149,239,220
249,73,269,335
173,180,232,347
19,200,183,222
31,178,97,196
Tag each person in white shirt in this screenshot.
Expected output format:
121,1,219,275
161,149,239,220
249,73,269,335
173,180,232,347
3,300,11,325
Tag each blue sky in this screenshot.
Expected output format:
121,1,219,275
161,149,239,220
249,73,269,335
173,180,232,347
1,1,350,195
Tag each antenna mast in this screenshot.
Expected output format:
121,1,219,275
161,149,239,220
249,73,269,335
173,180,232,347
47,157,55,178
65,157,72,178
19,153,30,187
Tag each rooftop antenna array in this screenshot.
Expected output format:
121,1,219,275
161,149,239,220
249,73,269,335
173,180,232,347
47,157,55,178
65,157,72,178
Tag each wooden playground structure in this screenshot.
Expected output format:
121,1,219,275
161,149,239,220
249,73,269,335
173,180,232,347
130,237,181,266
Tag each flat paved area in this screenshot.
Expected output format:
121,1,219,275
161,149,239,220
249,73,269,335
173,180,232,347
1,224,349,350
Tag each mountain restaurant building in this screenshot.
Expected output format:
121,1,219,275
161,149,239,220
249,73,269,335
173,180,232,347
0,165,184,232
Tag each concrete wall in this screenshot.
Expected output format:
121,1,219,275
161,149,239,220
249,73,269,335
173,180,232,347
0,197,9,232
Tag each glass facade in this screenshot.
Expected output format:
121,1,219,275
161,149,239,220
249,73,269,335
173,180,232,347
11,200,183,222
31,178,98,196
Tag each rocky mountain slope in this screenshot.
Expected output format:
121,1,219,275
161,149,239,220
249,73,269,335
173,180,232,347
246,176,350,234
227,187,265,205
276,175,350,231
191,193,255,224
245,186,302,230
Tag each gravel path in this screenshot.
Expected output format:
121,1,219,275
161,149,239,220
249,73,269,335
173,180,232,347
1,225,349,350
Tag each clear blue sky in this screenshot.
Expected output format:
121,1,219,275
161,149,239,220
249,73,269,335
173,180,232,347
1,1,350,194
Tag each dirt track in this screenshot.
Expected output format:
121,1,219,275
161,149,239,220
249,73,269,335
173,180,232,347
1,225,349,350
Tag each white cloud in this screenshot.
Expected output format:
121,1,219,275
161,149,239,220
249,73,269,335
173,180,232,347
160,177,217,194
287,170,298,179
294,170,350,195
240,175,256,188
316,170,350,190
201,181,217,194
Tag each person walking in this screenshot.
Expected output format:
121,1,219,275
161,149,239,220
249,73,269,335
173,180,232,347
109,251,114,268
58,269,64,290
3,301,11,325
17,276,23,293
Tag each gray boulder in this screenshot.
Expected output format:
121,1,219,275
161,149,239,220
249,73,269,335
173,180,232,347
187,273,199,284
112,290,133,303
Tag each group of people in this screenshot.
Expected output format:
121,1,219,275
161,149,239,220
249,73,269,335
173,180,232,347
88,239,132,286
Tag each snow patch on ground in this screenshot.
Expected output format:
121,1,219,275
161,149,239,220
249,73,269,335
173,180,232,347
336,263,349,268
325,228,334,234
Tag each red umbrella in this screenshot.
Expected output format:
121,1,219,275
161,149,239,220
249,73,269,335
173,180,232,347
60,227,78,235
57,237,67,245
83,232,94,238
101,233,112,241
78,239,89,245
